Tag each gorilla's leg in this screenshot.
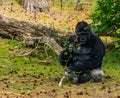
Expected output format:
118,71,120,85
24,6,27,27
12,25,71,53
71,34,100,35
67,62,84,72
76,72,91,83
91,68,104,82
67,62,91,83
59,68,75,87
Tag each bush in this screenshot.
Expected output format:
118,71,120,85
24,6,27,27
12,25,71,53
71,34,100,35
114,29,120,49
90,0,120,35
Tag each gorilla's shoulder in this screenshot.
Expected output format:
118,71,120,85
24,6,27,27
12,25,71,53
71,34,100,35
91,34,100,40
91,34,104,45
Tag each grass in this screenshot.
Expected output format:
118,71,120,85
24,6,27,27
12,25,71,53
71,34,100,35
103,49,120,69
0,37,64,93
0,37,119,98
103,49,120,82
0,38,120,93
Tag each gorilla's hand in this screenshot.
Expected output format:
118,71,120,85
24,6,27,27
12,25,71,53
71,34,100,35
67,35,76,52
68,44,74,52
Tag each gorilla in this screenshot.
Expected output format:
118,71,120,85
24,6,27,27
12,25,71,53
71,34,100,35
59,21,105,84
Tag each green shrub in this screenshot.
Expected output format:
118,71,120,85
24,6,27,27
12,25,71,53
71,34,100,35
90,0,120,35
114,29,120,49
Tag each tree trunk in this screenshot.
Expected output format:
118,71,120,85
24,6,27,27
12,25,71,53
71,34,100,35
20,0,50,12
0,14,72,55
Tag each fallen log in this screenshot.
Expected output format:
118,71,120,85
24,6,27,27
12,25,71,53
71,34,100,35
0,14,69,55
0,14,71,42
0,14,115,54
24,36,63,55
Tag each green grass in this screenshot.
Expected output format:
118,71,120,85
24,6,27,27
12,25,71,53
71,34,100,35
103,49,120,69
0,37,64,93
0,37,120,93
0,37,63,77
103,49,120,82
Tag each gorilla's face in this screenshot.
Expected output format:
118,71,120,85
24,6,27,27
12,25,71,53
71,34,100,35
75,21,91,44
76,31,90,44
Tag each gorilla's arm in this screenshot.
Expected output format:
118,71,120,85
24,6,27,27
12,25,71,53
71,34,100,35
59,35,76,66
59,50,73,66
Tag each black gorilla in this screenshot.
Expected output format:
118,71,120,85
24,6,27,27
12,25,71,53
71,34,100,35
59,21,105,83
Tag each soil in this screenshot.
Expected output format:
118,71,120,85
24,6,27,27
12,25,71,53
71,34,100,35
0,76,120,98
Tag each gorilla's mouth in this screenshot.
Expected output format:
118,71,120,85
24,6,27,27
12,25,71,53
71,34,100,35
77,33,90,43
79,35,88,42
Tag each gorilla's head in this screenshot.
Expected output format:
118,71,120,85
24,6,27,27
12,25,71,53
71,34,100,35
75,21,91,44
75,21,90,33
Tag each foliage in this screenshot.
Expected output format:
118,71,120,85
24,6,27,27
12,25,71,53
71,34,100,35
90,0,120,35
115,40,120,49
116,28,120,37
114,29,120,48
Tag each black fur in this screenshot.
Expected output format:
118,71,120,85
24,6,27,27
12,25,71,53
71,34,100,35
59,21,105,83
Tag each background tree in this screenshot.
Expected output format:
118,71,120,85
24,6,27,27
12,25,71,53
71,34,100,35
90,0,120,35
20,0,50,12
90,0,120,49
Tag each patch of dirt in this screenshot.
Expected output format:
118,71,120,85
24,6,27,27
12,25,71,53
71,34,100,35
0,77,120,98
